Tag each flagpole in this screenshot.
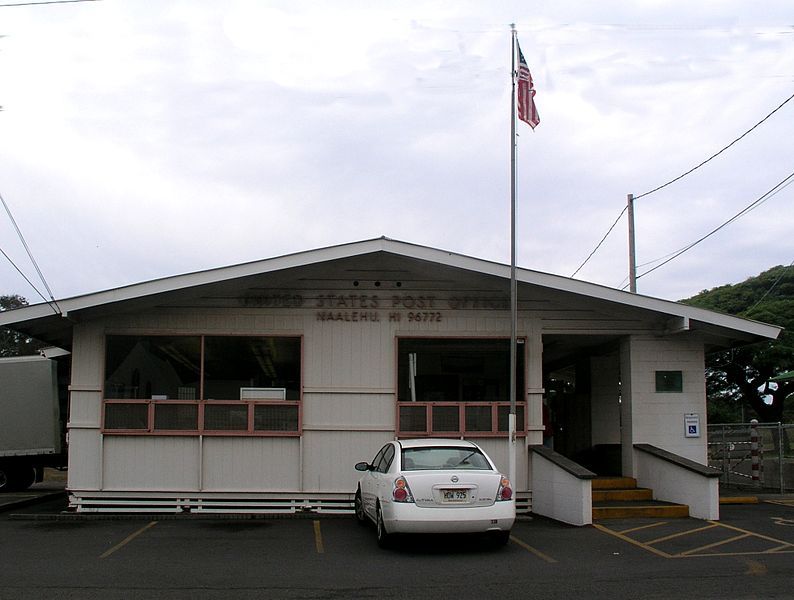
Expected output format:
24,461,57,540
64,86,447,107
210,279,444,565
508,24,518,489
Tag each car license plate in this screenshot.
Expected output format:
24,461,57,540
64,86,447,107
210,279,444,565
440,489,469,503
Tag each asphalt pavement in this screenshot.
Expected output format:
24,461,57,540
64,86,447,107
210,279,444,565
0,479,66,513
2,485,794,600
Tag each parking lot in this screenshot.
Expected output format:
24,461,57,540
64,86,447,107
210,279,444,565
2,493,794,600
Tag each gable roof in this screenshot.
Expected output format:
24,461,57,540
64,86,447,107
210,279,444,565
0,237,782,347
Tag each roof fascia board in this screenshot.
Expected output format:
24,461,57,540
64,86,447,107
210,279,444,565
380,240,782,341
514,268,780,340
0,238,388,325
0,302,60,325
60,238,383,311
0,237,783,341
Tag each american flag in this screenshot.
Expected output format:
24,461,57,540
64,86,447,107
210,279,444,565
516,43,539,129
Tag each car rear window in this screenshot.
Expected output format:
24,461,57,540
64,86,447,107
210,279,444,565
401,447,492,471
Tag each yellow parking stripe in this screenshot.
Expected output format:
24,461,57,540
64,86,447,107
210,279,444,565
100,521,158,559
765,544,794,553
313,520,325,554
679,533,750,556
593,524,673,559
509,534,558,563
688,550,794,558
617,521,668,535
709,520,794,548
598,519,794,559
646,523,719,545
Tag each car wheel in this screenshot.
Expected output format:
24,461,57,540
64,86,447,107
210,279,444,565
375,504,392,549
490,530,511,548
354,489,367,526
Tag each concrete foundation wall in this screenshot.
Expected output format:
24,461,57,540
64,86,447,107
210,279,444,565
635,447,719,520
530,451,592,526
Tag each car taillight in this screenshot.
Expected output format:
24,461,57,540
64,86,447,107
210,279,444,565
497,476,513,501
393,476,415,503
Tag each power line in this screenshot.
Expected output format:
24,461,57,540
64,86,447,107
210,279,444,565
0,0,99,7
636,246,685,269
0,191,61,314
747,258,794,312
571,205,627,277
0,245,54,309
631,170,794,284
634,91,794,201
576,91,794,281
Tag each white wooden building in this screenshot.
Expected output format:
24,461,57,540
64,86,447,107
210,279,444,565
0,238,780,522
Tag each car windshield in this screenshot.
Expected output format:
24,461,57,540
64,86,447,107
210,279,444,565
401,447,492,471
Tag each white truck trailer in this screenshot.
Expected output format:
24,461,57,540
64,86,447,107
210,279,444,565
0,355,67,491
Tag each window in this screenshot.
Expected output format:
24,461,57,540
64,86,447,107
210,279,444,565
154,403,198,431
376,445,395,473
104,335,201,400
254,404,299,432
102,335,301,435
397,338,527,437
401,446,492,471
399,404,427,433
204,404,249,431
204,337,300,400
104,403,148,431
370,446,387,469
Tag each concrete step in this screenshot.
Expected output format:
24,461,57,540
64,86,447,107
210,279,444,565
592,500,690,520
592,488,653,502
592,477,638,490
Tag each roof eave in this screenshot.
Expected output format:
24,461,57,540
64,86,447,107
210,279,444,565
0,237,782,344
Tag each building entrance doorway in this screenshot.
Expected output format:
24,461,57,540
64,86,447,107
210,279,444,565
543,336,623,476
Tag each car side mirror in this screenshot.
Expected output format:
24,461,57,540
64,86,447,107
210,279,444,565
354,461,371,472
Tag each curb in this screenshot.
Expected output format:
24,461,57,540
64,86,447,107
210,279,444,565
719,496,760,505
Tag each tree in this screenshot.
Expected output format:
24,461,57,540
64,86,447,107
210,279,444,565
0,294,46,357
682,265,794,425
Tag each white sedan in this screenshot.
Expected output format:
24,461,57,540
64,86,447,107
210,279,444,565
354,438,515,548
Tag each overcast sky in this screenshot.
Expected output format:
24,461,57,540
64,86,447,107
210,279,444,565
1,0,792,307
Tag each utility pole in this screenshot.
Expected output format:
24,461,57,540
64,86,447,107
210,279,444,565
627,193,637,293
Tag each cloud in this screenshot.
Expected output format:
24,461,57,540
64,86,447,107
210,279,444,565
0,1,793,305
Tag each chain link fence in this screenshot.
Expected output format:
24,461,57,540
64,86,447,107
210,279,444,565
708,421,794,493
